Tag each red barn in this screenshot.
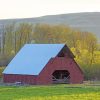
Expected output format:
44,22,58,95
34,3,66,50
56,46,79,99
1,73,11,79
3,44,84,85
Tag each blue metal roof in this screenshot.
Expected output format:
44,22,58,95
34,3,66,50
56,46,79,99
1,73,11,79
3,44,65,75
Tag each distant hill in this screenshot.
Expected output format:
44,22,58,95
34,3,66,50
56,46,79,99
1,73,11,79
0,12,100,39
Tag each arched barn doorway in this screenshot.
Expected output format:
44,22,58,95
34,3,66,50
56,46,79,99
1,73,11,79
52,70,70,84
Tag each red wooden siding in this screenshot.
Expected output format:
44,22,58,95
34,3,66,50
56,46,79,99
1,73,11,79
3,74,37,84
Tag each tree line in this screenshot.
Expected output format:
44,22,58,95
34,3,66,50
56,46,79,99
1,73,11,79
0,23,100,80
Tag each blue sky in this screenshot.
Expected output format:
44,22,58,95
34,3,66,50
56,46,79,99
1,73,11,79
0,0,100,19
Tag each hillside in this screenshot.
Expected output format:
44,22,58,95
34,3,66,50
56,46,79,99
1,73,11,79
0,12,100,38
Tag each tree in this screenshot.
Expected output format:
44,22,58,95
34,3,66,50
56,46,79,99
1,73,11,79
4,23,16,56
16,23,33,49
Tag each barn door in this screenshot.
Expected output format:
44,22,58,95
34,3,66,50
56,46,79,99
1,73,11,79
52,70,70,84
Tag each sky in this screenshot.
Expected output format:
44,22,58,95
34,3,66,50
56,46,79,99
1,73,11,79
0,0,100,19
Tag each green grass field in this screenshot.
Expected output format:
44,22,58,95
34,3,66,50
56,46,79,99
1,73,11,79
0,85,100,100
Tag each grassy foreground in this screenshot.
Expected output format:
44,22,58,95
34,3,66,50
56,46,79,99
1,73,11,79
0,85,100,100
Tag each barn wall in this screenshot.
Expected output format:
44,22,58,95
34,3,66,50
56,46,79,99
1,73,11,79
37,57,84,85
3,74,37,84
3,57,84,85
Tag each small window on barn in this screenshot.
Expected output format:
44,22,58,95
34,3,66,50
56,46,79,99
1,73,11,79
58,52,65,57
